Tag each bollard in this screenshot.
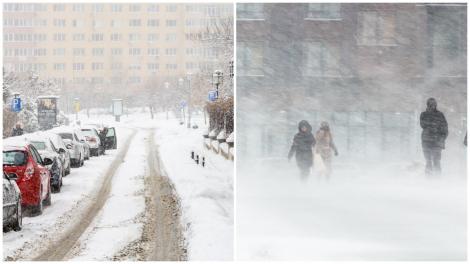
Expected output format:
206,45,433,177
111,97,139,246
191,151,194,160
202,157,205,167
195,155,199,165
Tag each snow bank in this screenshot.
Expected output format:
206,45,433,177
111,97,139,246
154,115,233,261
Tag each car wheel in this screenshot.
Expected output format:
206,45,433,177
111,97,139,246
65,162,71,175
12,200,22,231
32,188,43,216
43,181,52,206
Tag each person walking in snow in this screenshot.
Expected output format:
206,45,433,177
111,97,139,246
420,97,448,176
314,121,338,179
11,122,23,137
288,120,316,178
99,127,108,155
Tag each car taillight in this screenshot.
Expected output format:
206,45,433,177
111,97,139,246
24,165,34,180
89,138,97,143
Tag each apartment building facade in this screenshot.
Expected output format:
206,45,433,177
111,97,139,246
3,3,232,103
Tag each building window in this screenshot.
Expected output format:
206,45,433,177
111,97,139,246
73,63,85,71
91,33,104,41
111,48,122,55
53,4,65,12
166,64,177,70
53,48,65,56
148,48,159,56
53,33,66,41
92,63,104,70
73,48,85,56
357,12,396,46
148,4,159,12
148,33,159,42
129,19,141,27
110,20,121,28
165,33,177,42
129,33,140,42
148,63,159,72
129,64,141,70
303,42,341,77
72,34,85,41
54,63,66,71
72,19,84,28
72,4,84,12
92,4,104,13
238,42,264,76
111,63,122,70
305,4,341,20
165,48,177,56
110,33,121,41
237,4,264,20
166,20,177,27
92,48,104,56
111,4,122,12
93,20,104,28
129,4,141,12
54,19,65,27
166,4,177,12
129,48,141,56
147,19,159,27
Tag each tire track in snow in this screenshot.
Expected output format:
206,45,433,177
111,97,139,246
33,129,137,261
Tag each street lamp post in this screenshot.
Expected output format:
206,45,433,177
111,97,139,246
212,70,223,99
187,73,192,128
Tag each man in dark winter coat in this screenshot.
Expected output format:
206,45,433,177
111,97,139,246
288,120,316,178
99,127,108,154
420,98,448,176
11,123,23,137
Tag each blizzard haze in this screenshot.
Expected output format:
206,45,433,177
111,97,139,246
236,3,466,260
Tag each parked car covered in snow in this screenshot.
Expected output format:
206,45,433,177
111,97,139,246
3,142,52,216
44,132,71,176
3,172,22,231
20,134,64,193
80,126,102,156
51,127,85,168
75,129,91,160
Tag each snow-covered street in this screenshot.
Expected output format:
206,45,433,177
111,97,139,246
3,111,233,261
237,160,466,261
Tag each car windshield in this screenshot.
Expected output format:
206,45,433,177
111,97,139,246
59,133,73,140
30,141,47,150
81,129,95,137
3,151,26,166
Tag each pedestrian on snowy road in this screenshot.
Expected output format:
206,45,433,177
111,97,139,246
11,122,24,137
314,121,338,179
99,127,108,155
288,120,316,179
420,97,448,176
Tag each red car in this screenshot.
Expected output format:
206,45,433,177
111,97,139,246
3,142,53,216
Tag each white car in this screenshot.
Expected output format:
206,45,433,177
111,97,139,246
80,126,102,157
51,127,85,167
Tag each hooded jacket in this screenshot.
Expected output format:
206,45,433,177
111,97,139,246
420,98,448,149
288,120,316,169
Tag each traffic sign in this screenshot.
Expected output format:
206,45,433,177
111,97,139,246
208,90,217,102
180,100,187,108
11,97,22,112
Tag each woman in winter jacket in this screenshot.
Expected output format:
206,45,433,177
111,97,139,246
288,120,316,178
315,121,338,178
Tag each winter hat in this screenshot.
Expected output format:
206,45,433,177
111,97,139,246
426,98,437,111
298,120,312,133
320,121,330,130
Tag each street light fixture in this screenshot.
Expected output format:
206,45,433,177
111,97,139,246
212,70,223,99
